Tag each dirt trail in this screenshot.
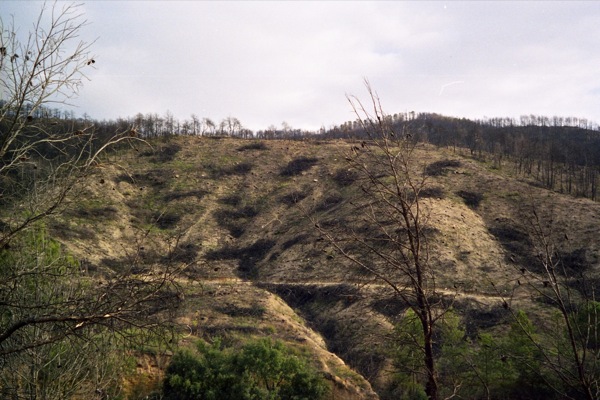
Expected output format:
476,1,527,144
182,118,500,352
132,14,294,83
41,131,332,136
194,276,523,306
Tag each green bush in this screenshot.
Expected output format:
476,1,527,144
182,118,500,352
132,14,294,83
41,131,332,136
162,338,328,400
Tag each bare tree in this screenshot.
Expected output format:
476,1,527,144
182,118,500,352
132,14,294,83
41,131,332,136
0,3,183,398
190,113,200,135
500,205,600,400
313,82,450,400
218,116,243,137
1,2,96,247
202,117,215,136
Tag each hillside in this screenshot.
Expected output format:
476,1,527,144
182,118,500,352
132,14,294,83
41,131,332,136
50,135,600,398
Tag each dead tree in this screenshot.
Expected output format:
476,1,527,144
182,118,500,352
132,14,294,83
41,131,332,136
314,81,449,400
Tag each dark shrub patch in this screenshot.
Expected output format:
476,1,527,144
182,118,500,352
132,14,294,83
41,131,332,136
456,190,484,209
205,239,276,279
419,186,445,199
317,218,345,229
114,173,133,184
214,206,258,223
101,257,121,270
215,205,257,237
71,205,119,220
166,242,199,263
202,162,226,178
332,169,360,186
0,220,9,233
262,284,318,309
125,199,152,223
215,303,265,318
561,248,591,273
568,276,600,295
219,194,242,206
140,143,181,162
315,194,343,212
95,205,119,218
371,296,408,318
153,212,181,229
280,157,319,177
230,162,253,175
138,170,173,187
282,234,310,250
280,190,308,206
114,169,173,188
489,219,530,243
488,219,539,268
264,283,360,310
237,141,268,151
238,239,276,277
203,162,254,178
205,245,240,261
463,307,509,338
214,206,258,238
153,143,182,162
49,221,96,241
425,159,461,176
163,190,208,202
228,225,245,239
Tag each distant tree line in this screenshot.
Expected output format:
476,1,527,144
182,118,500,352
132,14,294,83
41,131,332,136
317,82,600,399
5,98,599,201
327,112,600,201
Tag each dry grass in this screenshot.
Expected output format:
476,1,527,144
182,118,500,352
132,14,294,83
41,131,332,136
48,136,600,399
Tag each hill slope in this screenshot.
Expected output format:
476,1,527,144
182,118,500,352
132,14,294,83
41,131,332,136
54,136,600,398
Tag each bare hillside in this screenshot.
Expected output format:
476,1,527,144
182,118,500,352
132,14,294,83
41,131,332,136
53,136,600,398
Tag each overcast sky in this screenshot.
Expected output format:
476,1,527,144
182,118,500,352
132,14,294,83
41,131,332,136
4,1,600,131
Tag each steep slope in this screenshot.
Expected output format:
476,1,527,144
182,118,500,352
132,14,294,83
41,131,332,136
53,136,600,398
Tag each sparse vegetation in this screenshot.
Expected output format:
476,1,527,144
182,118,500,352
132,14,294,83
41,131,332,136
214,206,259,238
456,190,484,209
163,189,208,202
153,211,182,230
2,6,600,397
237,141,269,151
219,194,243,206
151,143,182,162
420,186,445,199
280,190,310,206
280,156,319,177
315,194,343,212
332,168,360,186
205,239,277,278
425,159,461,176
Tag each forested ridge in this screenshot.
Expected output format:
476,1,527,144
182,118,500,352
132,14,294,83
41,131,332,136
4,100,599,202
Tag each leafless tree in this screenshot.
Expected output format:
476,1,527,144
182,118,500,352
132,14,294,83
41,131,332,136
500,204,600,400
313,81,451,400
0,3,183,398
201,117,215,136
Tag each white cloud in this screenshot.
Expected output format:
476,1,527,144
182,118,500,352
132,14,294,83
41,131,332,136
4,1,600,130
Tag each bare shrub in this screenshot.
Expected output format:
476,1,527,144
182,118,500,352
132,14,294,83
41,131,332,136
237,142,268,151
332,168,360,186
280,157,319,177
456,190,484,209
425,159,461,176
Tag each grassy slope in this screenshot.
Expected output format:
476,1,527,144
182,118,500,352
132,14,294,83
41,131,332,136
53,136,600,398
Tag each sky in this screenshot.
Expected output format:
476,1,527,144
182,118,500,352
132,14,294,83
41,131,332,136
3,1,600,131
